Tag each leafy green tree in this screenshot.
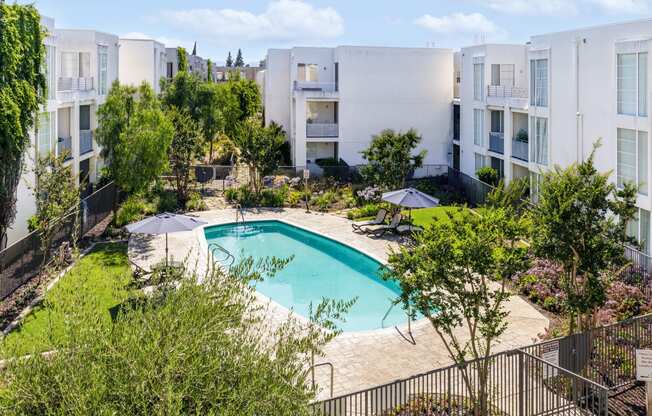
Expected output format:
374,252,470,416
96,82,174,195
167,109,204,205
235,48,244,67
160,71,202,120
30,153,80,268
0,3,46,246
531,144,637,334
233,118,286,194
177,47,188,72
385,207,529,415
360,129,426,190
197,82,238,162
226,51,233,67
207,59,213,82
222,78,262,139
0,257,351,415
476,166,499,187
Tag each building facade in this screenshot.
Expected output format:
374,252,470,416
262,46,454,170
119,38,166,93
5,18,119,248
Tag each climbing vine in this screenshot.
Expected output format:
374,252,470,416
0,3,46,246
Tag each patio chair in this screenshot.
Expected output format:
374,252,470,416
396,224,423,235
351,208,388,232
362,213,402,237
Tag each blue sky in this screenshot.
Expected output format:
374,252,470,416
22,0,652,65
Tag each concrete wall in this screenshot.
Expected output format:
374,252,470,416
119,39,166,93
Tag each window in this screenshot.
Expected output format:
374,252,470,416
167,62,174,79
617,52,647,116
491,64,500,86
474,153,486,173
298,63,318,81
37,112,55,157
98,46,108,95
79,52,91,78
530,117,548,165
60,52,78,78
491,157,504,178
45,45,56,100
474,109,484,146
628,208,651,254
473,63,484,101
530,59,548,107
617,128,648,195
490,110,503,133
334,62,339,91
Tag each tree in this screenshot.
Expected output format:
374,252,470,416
531,144,637,334
360,129,426,190
235,48,245,67
160,71,202,121
0,3,46,246
0,257,351,415
226,51,233,67
30,153,80,268
96,82,174,195
232,118,286,194
222,78,262,139
167,109,204,205
385,207,529,415
206,59,213,82
177,47,188,72
197,82,237,163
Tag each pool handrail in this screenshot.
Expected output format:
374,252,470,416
308,361,334,398
208,242,235,269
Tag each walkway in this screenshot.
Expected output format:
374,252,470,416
128,208,549,400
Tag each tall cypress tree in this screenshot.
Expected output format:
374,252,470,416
226,52,233,68
177,47,188,72
235,49,244,67
0,3,46,247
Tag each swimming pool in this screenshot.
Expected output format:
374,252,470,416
203,220,412,332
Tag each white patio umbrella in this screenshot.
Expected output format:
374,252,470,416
381,188,440,222
125,212,207,266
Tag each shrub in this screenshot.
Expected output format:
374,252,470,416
260,186,288,207
313,191,336,212
596,281,651,325
224,187,239,202
185,192,207,212
476,167,499,187
513,259,565,313
286,190,304,207
114,195,156,227
339,187,357,209
346,203,385,220
156,190,180,213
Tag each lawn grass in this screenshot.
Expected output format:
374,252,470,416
1,243,133,358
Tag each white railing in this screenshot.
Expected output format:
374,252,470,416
489,132,504,154
79,130,93,155
57,77,94,92
487,85,528,99
306,123,338,138
294,81,336,92
512,138,529,162
57,136,72,160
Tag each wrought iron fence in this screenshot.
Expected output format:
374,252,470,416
446,167,496,207
0,182,120,300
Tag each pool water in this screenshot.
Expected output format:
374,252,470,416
204,220,414,332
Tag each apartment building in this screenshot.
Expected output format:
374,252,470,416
5,18,119,248
213,65,263,82
458,19,652,253
119,38,167,93
263,46,454,169
166,47,209,80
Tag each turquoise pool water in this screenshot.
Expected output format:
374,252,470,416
204,220,412,332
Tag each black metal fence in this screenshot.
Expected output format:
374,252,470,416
446,167,496,207
0,182,119,300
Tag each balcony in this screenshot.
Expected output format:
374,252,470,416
58,77,94,92
80,130,93,155
294,81,336,92
486,85,528,108
57,136,72,160
306,123,338,138
489,132,504,154
512,138,529,162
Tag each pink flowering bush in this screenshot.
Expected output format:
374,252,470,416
513,259,565,313
595,281,651,325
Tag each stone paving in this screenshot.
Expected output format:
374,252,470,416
128,208,549,401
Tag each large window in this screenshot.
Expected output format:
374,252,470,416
627,208,651,254
617,128,648,195
474,109,484,146
530,116,548,165
617,52,647,116
37,112,55,157
45,45,56,100
473,63,484,101
530,59,548,107
98,46,108,95
474,153,486,173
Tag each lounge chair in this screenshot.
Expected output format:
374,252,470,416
351,209,388,232
362,213,402,237
396,224,423,235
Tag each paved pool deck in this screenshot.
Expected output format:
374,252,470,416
128,208,549,400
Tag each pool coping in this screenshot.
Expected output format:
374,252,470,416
194,217,432,339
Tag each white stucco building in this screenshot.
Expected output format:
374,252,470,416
5,18,119,248
262,46,454,169
457,19,652,254
119,38,166,93
165,47,210,81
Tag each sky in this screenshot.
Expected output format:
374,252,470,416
20,0,652,65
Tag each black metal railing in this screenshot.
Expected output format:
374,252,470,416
446,167,496,207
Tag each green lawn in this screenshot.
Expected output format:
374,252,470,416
1,243,133,358
402,206,478,228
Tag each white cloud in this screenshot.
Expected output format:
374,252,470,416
157,0,344,41
589,0,650,13
415,13,501,35
479,0,578,16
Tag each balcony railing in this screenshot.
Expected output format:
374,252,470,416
57,77,94,92
57,136,72,160
489,132,504,154
306,123,338,138
294,81,336,92
512,138,529,162
80,130,93,155
487,85,528,98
